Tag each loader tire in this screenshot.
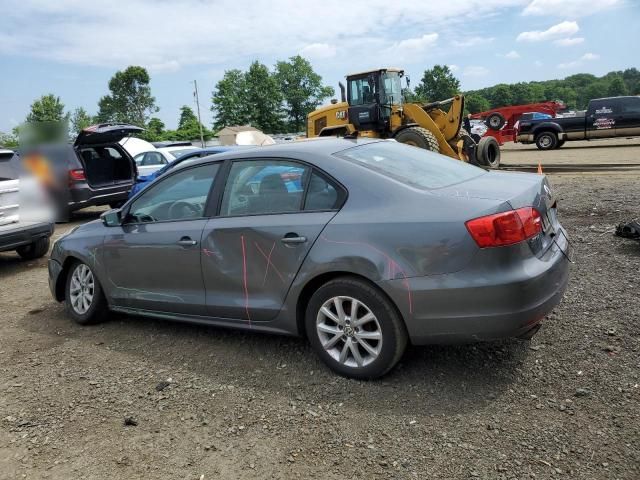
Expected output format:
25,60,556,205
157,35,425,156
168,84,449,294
477,136,501,169
394,127,440,153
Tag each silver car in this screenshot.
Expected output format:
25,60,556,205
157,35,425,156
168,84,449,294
48,139,570,378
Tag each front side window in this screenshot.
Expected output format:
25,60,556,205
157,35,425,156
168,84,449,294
220,160,307,216
381,72,402,105
349,76,377,106
128,163,218,222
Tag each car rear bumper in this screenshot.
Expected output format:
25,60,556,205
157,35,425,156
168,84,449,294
0,222,53,252
381,229,571,345
69,183,131,211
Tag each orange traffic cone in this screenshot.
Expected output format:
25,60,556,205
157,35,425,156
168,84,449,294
537,161,543,174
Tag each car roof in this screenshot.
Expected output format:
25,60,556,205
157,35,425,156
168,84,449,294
169,137,383,172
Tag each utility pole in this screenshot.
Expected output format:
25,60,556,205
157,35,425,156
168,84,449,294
193,80,205,147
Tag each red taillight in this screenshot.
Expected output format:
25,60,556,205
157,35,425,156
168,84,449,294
68,169,86,182
466,207,542,248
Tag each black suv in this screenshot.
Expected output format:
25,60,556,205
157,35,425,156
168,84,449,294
21,124,142,220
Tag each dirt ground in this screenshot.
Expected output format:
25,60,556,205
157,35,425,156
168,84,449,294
1,139,639,479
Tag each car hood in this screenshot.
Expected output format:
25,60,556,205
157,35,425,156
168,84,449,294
75,124,144,146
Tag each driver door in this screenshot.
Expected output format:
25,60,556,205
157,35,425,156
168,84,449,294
103,162,219,315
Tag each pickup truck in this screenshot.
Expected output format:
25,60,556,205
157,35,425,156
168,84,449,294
516,96,640,150
0,150,54,260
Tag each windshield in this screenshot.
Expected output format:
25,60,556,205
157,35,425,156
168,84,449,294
167,148,197,159
381,72,402,105
336,141,485,189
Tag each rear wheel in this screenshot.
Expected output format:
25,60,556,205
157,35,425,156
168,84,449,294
16,237,50,260
394,127,440,153
535,131,558,150
305,277,408,379
65,261,108,325
477,136,501,169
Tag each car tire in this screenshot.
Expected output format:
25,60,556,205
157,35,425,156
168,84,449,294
535,131,558,150
65,260,108,325
394,127,440,153
485,112,506,131
305,277,408,379
477,136,501,169
16,236,50,260
555,139,565,149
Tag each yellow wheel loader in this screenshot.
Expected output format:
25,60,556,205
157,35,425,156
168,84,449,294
307,68,500,168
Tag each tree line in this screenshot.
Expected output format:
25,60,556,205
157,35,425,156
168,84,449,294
409,65,640,113
1,60,638,148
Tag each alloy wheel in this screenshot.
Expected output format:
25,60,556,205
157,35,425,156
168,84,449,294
316,296,383,368
69,264,95,315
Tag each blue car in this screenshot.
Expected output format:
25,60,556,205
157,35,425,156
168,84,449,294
129,146,246,198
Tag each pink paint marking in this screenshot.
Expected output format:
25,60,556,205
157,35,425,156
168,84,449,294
254,241,285,285
320,235,414,314
240,235,251,326
202,248,215,257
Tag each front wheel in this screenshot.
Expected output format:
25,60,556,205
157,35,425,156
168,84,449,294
65,261,108,325
305,277,408,379
535,132,558,150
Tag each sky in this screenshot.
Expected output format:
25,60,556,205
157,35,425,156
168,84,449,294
0,0,638,132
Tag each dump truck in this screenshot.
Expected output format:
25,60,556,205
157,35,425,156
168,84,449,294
307,67,500,168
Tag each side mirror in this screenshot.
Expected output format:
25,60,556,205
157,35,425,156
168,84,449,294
101,208,122,227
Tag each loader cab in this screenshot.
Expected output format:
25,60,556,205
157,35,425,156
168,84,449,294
346,68,403,133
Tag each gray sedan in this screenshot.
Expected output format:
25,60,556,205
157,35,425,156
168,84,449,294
48,139,570,378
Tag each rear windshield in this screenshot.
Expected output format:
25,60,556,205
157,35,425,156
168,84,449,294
336,141,485,189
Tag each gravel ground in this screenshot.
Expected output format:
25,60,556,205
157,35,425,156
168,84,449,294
1,143,639,479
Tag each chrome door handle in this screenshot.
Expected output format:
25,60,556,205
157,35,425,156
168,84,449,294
281,235,307,245
177,238,197,246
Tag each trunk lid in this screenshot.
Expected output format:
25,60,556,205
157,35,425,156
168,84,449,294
75,124,144,146
437,171,560,254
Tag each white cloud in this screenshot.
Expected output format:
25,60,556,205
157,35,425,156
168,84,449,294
523,0,620,17
557,52,599,69
448,64,460,72
464,66,489,77
504,50,520,59
0,0,530,73
453,36,493,47
534,60,543,67
381,33,438,63
555,37,585,46
299,43,337,59
517,21,579,42
395,33,439,51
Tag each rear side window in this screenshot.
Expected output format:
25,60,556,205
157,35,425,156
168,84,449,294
336,141,485,189
304,172,339,211
0,152,18,181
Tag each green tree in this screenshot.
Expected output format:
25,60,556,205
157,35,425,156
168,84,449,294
245,61,284,133
96,66,158,127
414,65,461,102
142,117,166,142
211,69,250,131
175,105,211,141
607,76,628,96
274,55,334,132
465,94,490,114
69,107,93,135
26,94,66,123
489,84,514,108
0,131,19,148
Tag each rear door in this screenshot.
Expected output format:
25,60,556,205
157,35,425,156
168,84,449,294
202,159,343,322
103,162,220,315
587,99,617,138
616,97,640,137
